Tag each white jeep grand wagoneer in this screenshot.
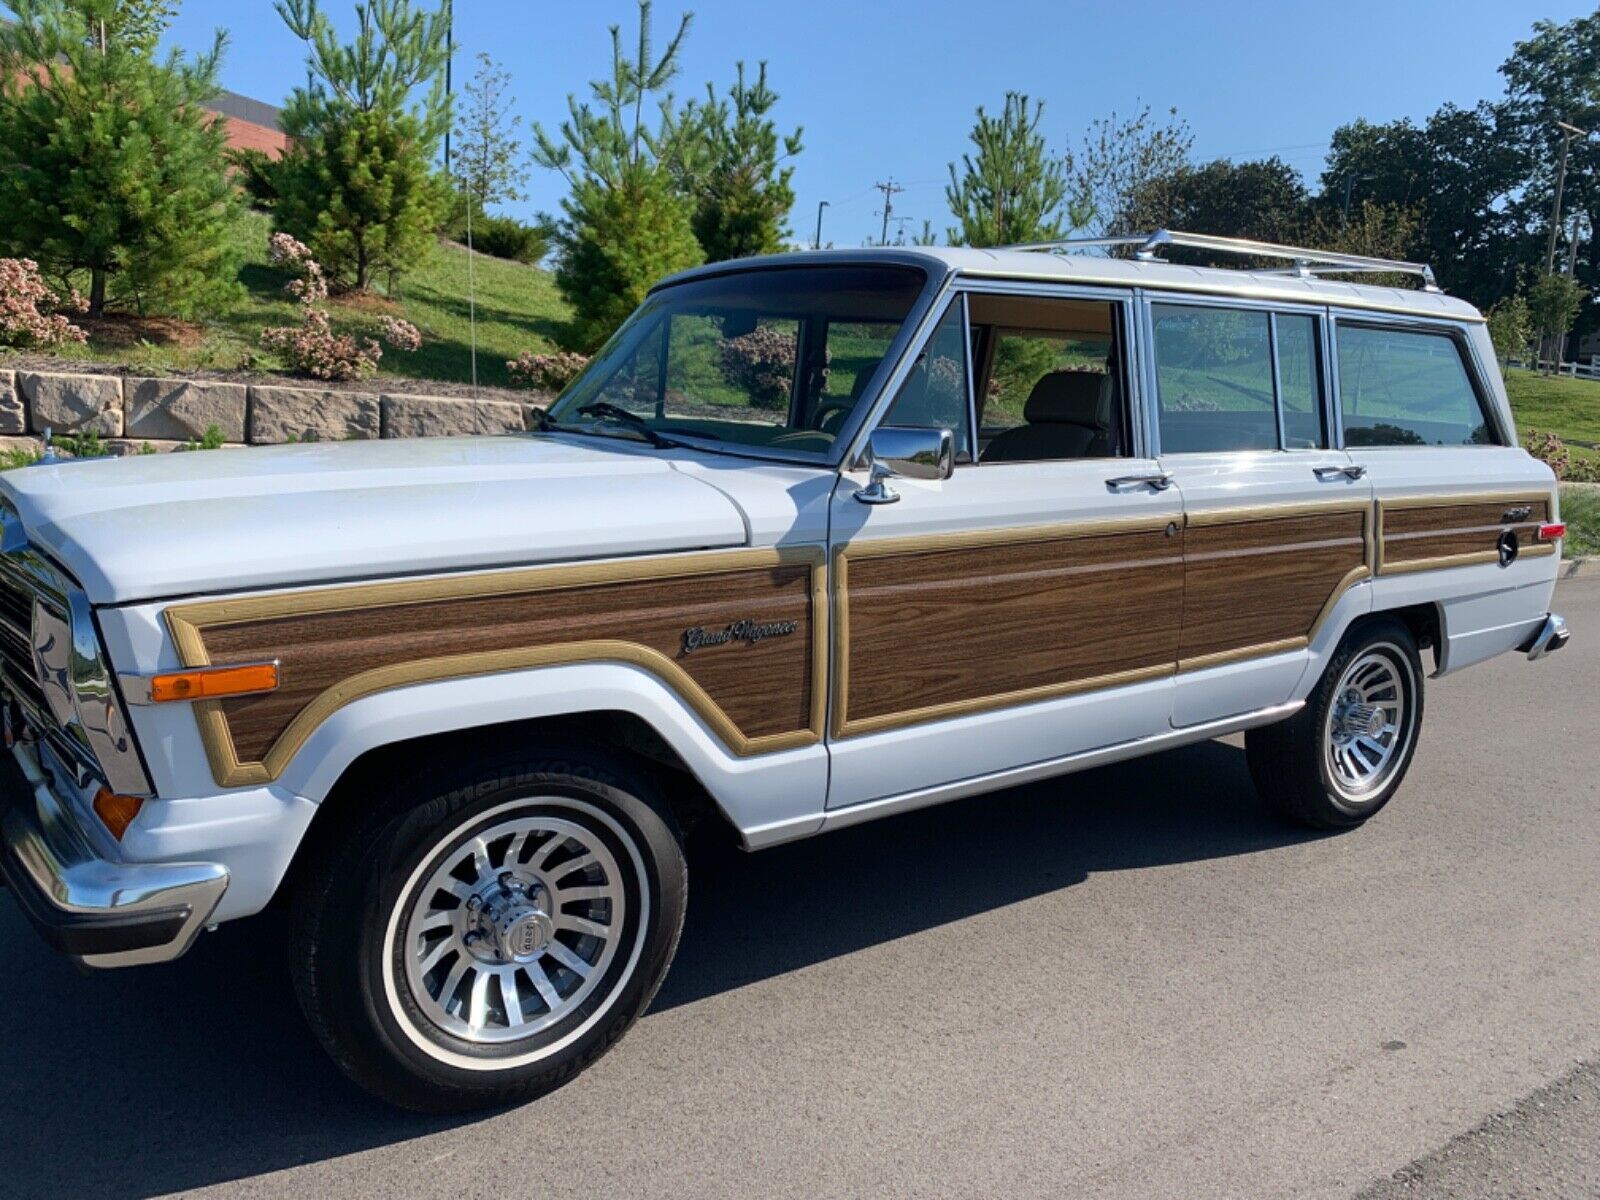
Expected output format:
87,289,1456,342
0,232,1569,1110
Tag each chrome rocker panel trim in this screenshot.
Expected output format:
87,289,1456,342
0,741,227,968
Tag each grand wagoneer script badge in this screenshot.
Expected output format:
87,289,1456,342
680,619,797,656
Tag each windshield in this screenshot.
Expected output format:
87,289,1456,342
546,264,930,459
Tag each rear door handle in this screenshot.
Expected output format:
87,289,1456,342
1106,473,1175,491
1314,464,1367,481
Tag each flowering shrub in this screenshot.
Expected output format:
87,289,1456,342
718,327,827,410
379,316,422,352
1526,428,1600,483
0,258,87,349
260,233,419,381
508,350,589,392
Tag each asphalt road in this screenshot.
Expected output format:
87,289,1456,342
2,579,1597,1200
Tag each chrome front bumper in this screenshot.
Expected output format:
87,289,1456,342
1522,613,1570,662
0,742,227,968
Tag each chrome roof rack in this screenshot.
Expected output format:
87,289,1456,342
1002,229,1441,293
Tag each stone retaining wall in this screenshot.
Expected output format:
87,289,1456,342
0,367,549,454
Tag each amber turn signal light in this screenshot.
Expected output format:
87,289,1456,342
149,662,279,704
93,788,144,841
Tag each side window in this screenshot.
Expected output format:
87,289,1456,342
882,300,973,458
1275,313,1327,449
1152,305,1277,453
1336,324,1499,447
967,293,1126,464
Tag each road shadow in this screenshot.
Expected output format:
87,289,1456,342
0,738,1319,1197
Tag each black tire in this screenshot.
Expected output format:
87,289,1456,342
1245,617,1424,829
287,744,686,1113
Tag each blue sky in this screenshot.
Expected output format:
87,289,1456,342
164,0,1585,246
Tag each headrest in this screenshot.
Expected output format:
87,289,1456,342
849,358,883,400
1023,371,1110,427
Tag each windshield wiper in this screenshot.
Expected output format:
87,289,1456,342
573,402,681,448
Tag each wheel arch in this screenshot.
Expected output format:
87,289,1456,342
268,662,828,864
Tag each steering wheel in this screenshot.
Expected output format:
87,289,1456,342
810,398,855,432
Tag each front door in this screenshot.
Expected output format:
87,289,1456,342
826,288,1184,810
1144,298,1374,727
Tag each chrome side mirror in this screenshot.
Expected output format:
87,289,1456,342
854,426,955,505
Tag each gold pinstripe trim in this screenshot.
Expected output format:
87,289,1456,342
166,546,829,788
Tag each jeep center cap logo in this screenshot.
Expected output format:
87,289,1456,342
681,618,797,656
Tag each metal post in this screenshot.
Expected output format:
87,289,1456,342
814,200,829,250
443,0,454,175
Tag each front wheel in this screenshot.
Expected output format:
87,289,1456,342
288,747,687,1112
1246,617,1424,829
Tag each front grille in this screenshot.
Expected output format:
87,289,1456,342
0,571,48,717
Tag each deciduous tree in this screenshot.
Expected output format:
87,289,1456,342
454,51,530,212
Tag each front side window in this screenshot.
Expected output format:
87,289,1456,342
548,265,929,458
1336,324,1498,447
881,299,974,459
967,292,1126,464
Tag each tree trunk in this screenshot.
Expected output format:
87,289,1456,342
89,268,106,318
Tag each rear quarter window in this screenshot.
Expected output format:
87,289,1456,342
1336,324,1499,447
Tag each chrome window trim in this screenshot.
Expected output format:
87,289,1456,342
589,256,956,472
1327,309,1511,449
941,278,1144,462
841,273,962,469
1141,290,1339,459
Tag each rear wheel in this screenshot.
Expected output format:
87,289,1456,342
1246,617,1423,829
288,746,686,1112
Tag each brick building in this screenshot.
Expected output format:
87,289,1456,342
203,90,289,158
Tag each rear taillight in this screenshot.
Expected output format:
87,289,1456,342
1537,522,1567,542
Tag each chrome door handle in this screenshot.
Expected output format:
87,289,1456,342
1314,464,1367,481
1106,473,1175,491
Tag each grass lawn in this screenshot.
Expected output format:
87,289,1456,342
1504,368,1600,461
32,210,570,391
1559,484,1600,558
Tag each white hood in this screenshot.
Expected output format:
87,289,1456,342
0,435,751,604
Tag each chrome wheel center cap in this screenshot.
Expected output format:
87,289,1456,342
1335,700,1385,741
468,878,554,964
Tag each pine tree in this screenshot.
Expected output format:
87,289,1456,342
533,0,704,350
0,0,241,317
685,61,802,262
946,94,1080,248
273,0,451,292
454,51,530,211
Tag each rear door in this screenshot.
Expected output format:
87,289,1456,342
1330,314,1559,672
1143,296,1373,727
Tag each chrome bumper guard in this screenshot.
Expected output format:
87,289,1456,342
0,742,227,968
1522,613,1570,662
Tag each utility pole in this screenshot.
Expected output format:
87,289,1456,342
1339,174,1374,229
442,0,454,176
814,200,830,250
1544,121,1588,274
873,179,904,247
1560,215,1588,366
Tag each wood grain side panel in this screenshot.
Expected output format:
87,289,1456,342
1177,510,1368,663
1380,497,1551,571
840,527,1183,730
190,559,819,768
